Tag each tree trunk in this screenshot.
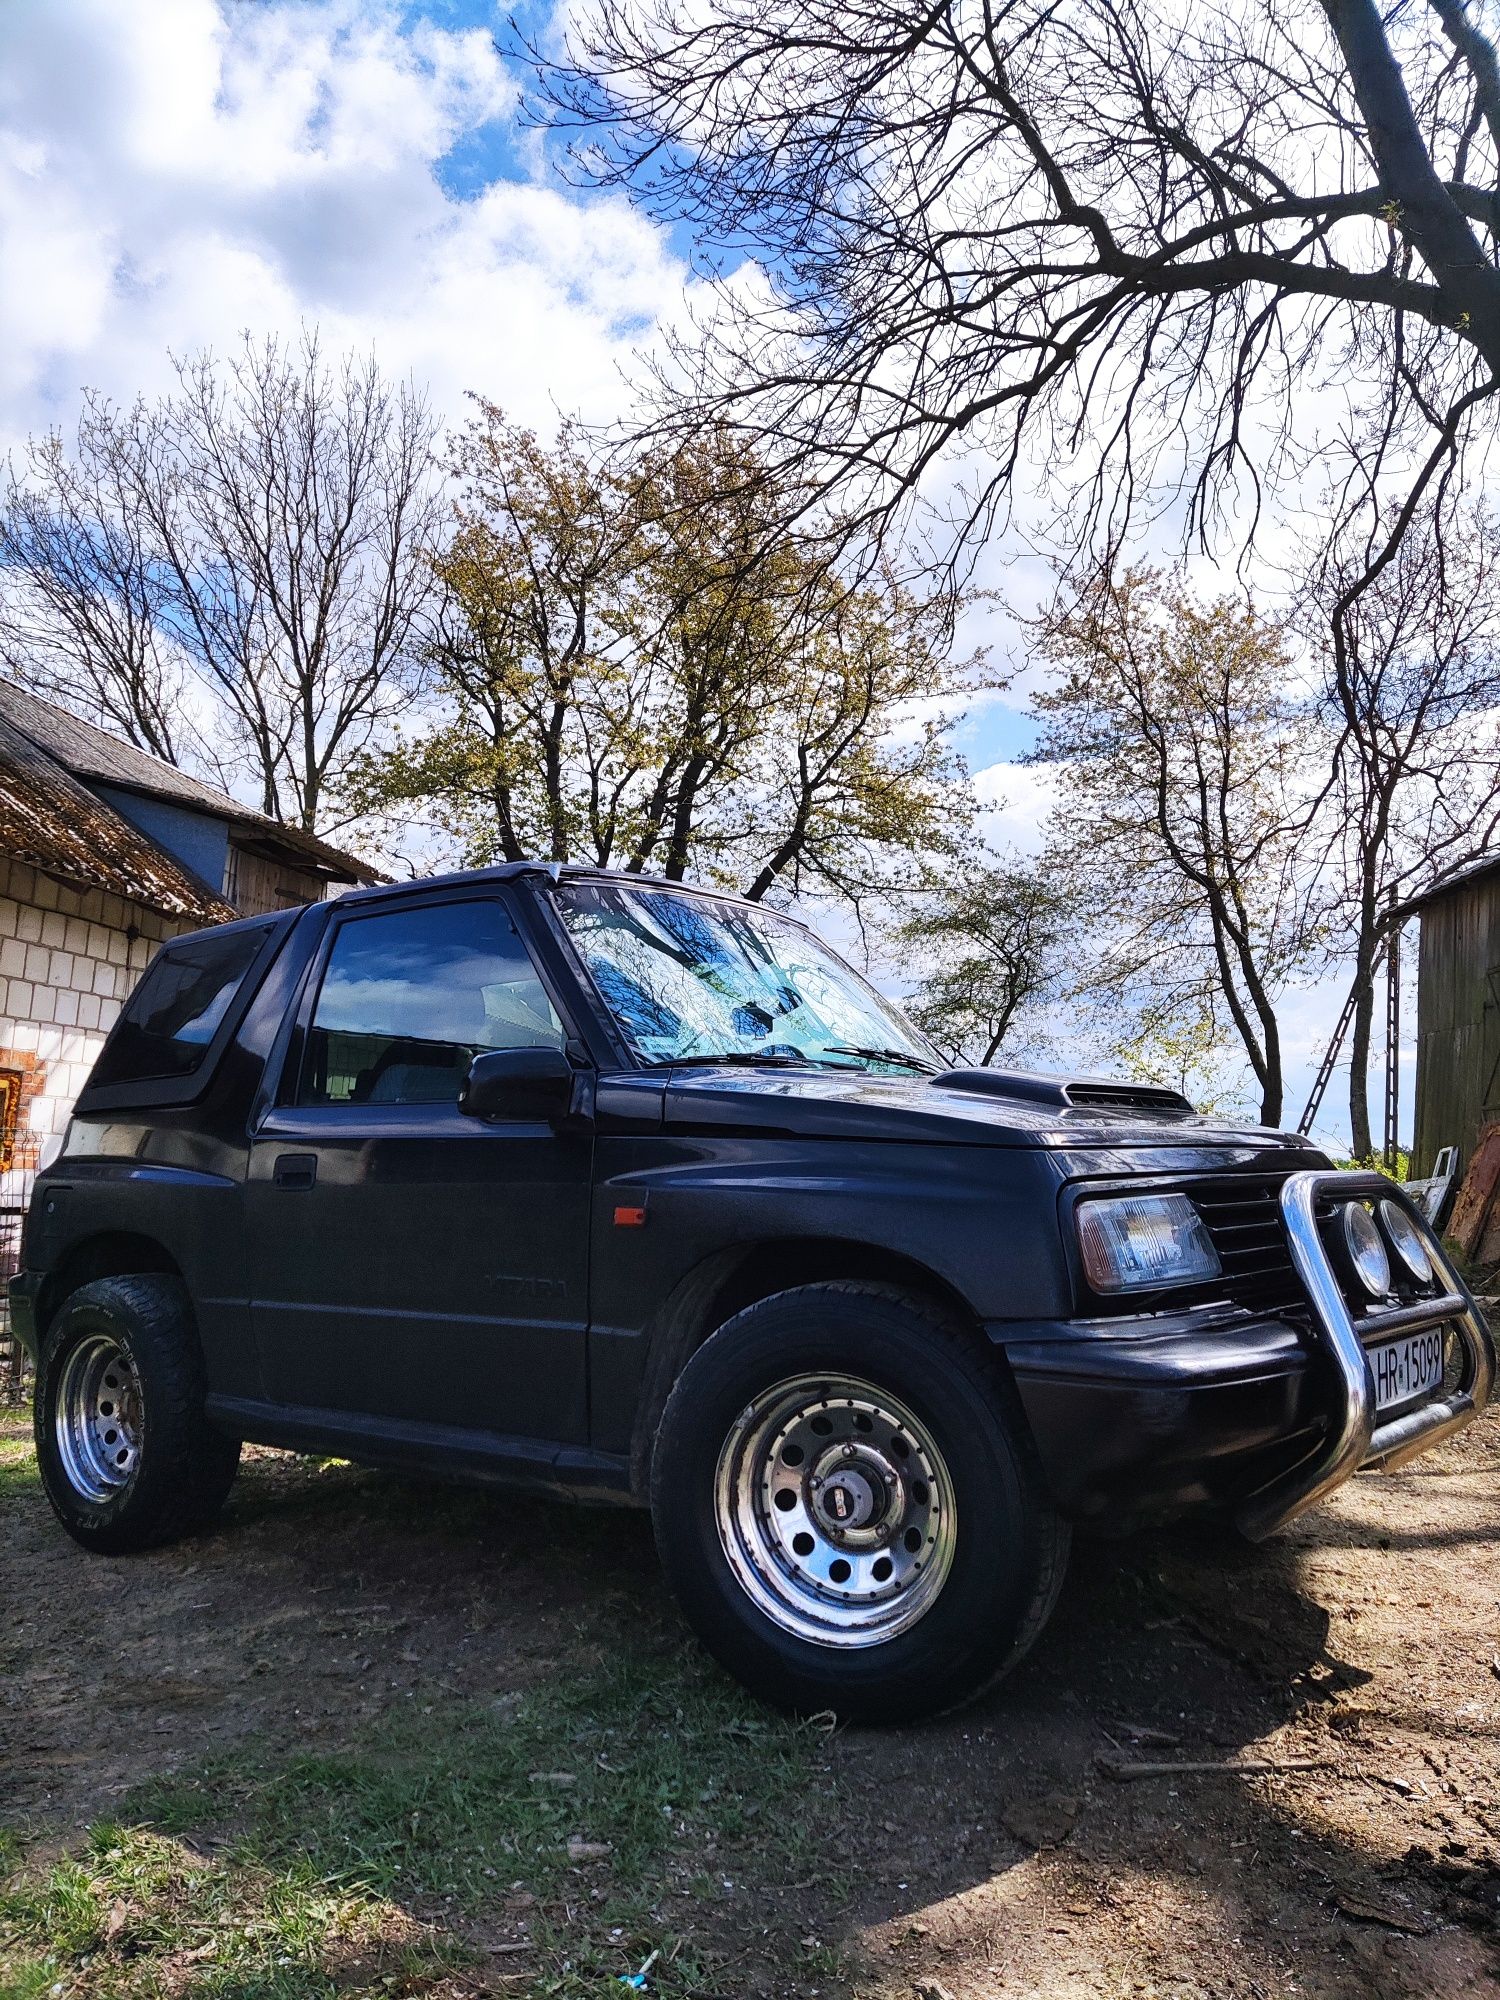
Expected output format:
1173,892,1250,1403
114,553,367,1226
662,752,709,879
1257,1033,1284,1131
1347,947,1378,1162
741,779,813,902
1320,0,1500,373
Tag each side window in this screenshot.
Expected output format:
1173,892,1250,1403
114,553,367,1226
298,900,564,1108
90,925,269,1089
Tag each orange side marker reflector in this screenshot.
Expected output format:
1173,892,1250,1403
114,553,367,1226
614,1204,648,1228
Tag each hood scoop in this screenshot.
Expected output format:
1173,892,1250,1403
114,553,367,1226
931,1068,1196,1116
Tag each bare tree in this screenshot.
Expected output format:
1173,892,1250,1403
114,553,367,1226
895,856,1068,1067
1033,571,1321,1127
0,423,192,766
535,0,1500,613
1309,510,1500,1156
1,333,442,833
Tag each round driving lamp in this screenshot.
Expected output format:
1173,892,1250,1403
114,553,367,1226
1379,1198,1433,1283
1340,1201,1392,1298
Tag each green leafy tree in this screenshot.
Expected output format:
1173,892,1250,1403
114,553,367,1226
1102,999,1256,1118
349,411,984,907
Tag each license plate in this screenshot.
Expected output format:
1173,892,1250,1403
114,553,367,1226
1370,1329,1446,1413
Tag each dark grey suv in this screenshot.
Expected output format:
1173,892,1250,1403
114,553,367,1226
12,865,1493,1720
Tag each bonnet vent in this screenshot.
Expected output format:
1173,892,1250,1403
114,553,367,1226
1063,1081,1196,1114
932,1069,1196,1115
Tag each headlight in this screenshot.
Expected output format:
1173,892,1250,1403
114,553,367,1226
1340,1202,1391,1298
1076,1193,1221,1294
1378,1199,1432,1283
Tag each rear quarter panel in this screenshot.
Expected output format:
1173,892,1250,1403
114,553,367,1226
24,904,323,1400
26,1125,259,1398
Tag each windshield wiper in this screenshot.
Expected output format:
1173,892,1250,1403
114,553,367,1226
647,1050,812,1069
820,1044,940,1074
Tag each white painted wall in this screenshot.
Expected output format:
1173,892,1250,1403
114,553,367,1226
0,857,188,1202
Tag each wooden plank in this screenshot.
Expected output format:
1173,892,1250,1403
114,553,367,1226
1447,1120,1500,1256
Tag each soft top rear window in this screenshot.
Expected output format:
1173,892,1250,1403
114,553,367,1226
88,923,272,1091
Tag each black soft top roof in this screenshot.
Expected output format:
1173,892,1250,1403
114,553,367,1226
332,862,792,922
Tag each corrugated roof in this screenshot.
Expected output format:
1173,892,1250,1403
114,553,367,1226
1405,852,1500,913
0,680,378,885
0,712,235,925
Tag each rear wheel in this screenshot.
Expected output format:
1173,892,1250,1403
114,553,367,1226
35,1276,241,1554
650,1282,1069,1722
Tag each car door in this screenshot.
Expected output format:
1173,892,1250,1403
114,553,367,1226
244,887,591,1443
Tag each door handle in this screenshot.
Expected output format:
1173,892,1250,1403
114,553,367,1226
273,1153,317,1191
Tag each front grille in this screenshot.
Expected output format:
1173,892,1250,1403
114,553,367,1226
1187,1174,1307,1314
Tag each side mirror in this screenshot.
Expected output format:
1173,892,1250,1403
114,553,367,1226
459,1046,577,1122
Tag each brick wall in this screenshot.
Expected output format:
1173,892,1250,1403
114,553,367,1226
0,855,189,1202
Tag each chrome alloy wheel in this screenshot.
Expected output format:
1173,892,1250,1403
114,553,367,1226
713,1373,958,1648
55,1335,143,1502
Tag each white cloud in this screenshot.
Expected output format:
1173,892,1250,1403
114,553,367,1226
0,4,1414,1153
971,757,1061,856
0,0,689,442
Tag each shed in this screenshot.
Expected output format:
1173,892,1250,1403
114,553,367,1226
1409,854,1500,1179
0,681,376,916
0,682,381,1388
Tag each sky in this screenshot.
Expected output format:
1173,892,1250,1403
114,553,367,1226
0,0,1403,1149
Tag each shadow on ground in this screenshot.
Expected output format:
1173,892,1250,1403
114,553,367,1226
3,1410,1498,1998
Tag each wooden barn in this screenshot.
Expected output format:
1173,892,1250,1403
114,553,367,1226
1409,855,1500,1181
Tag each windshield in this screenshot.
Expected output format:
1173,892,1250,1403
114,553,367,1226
555,880,939,1074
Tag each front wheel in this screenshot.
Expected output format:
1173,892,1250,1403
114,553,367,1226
650,1283,1069,1723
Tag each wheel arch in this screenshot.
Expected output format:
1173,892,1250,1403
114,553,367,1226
628,1235,994,1495
37,1232,185,1341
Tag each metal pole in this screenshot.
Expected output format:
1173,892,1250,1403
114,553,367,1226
1383,904,1402,1173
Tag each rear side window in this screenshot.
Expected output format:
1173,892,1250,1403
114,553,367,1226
89,926,270,1090
299,898,564,1107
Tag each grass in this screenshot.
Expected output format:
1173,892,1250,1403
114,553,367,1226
0,1415,35,1507
0,1416,846,1995
0,1651,839,1999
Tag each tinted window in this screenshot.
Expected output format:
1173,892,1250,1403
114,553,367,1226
299,899,563,1107
90,926,268,1088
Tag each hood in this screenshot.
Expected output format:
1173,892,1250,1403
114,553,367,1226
651,1061,1323,1155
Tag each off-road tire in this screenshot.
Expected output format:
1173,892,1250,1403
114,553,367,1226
34,1275,241,1554
650,1282,1069,1723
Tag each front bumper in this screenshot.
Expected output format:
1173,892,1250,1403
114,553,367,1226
1235,1169,1493,1537
998,1170,1494,1536
1002,1310,1325,1530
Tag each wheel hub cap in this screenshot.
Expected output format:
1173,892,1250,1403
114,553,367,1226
713,1372,958,1649
810,1447,896,1538
54,1334,142,1503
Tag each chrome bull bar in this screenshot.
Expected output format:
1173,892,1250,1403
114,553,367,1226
1236,1169,1495,1541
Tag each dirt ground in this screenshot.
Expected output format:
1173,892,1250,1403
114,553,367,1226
3,1398,1498,2000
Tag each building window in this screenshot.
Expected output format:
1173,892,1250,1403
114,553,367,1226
0,1068,21,1174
